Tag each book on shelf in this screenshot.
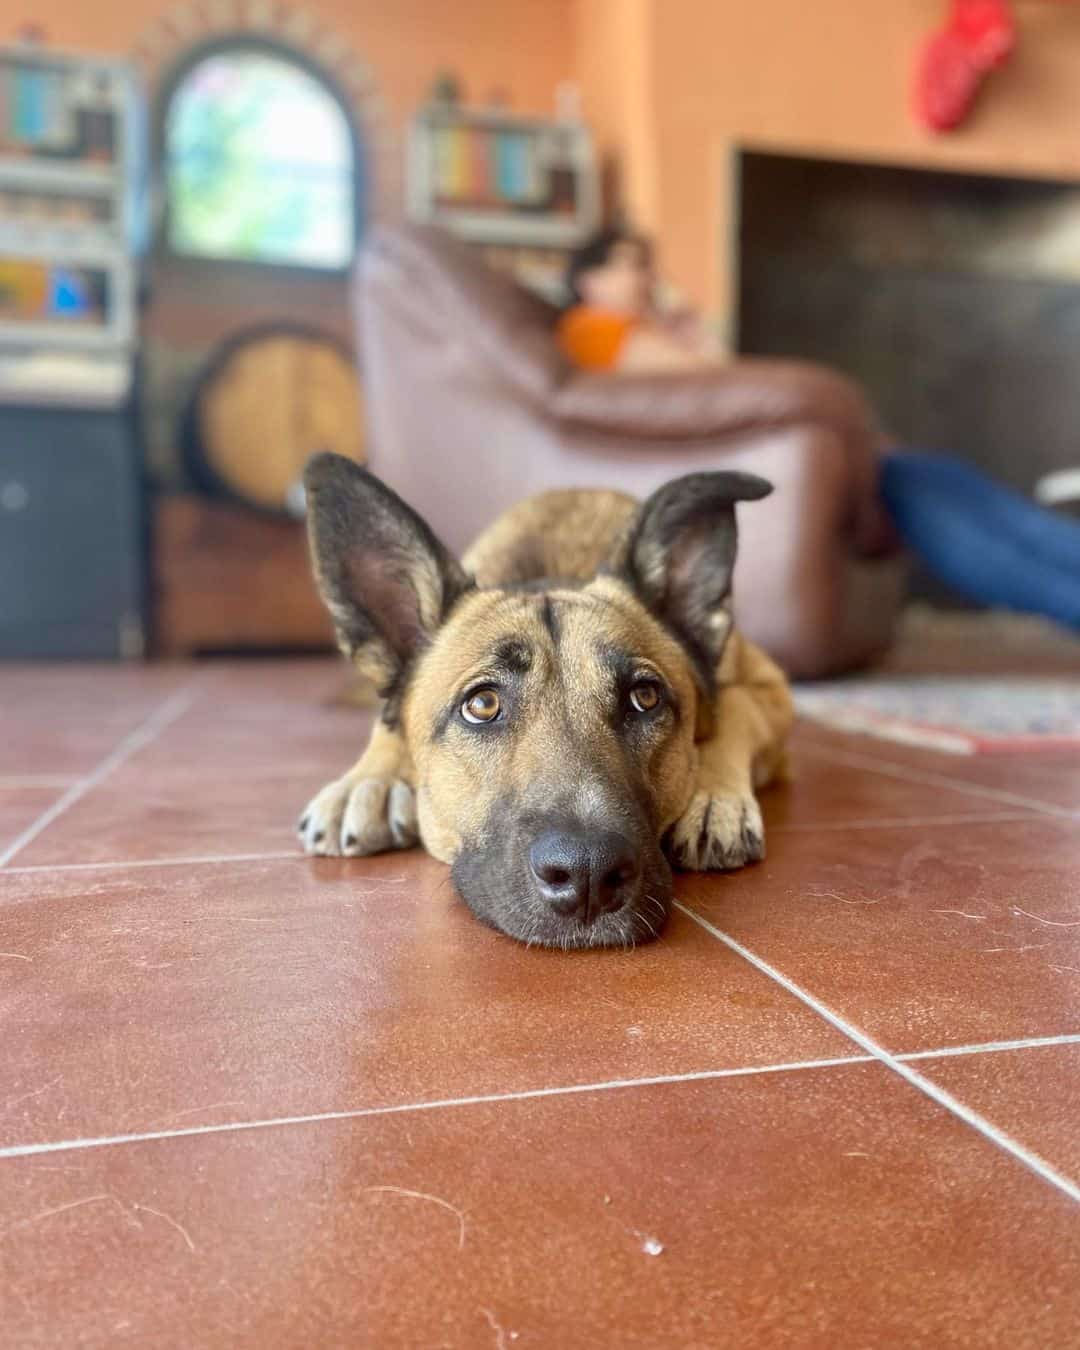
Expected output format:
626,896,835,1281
428,123,566,211
408,102,598,257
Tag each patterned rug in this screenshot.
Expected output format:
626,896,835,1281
794,676,1080,754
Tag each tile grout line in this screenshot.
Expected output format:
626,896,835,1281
0,681,206,870
673,901,1080,1206
0,810,1047,877
772,810,1040,833
900,1033,1080,1060
1,1033,1078,1163
1,850,302,876
0,1056,874,1161
796,742,1076,820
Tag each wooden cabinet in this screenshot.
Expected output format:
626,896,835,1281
152,495,333,657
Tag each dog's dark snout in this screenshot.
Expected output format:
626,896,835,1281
529,827,641,923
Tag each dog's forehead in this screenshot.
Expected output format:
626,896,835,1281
409,582,693,709
438,585,663,668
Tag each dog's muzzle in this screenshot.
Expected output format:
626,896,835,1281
452,809,672,949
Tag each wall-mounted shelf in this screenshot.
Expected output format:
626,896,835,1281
407,104,599,284
417,208,593,250
0,159,116,193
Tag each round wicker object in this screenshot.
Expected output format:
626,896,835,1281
184,325,364,517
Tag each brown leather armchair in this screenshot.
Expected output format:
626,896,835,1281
355,225,907,678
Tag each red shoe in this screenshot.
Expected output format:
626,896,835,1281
952,0,1016,69
913,0,1016,131
913,27,982,131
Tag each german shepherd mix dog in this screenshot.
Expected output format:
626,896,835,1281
298,453,793,949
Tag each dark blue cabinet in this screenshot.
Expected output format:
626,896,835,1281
0,404,144,658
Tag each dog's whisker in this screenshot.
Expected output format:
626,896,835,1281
643,893,667,921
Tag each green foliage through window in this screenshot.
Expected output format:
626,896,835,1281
165,49,357,269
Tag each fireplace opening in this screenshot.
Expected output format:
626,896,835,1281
735,149,1080,604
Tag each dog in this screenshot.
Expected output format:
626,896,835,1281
297,453,793,949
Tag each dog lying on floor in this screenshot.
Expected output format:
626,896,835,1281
297,453,793,949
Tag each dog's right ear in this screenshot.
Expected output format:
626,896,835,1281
303,453,472,703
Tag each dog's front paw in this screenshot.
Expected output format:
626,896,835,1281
297,775,418,857
668,790,765,872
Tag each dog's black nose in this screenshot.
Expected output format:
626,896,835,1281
529,828,641,923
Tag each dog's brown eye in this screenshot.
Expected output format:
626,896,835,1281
630,682,661,713
462,687,501,724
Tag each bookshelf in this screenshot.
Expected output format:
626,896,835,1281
0,44,145,372
407,105,600,301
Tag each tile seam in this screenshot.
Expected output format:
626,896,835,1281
3,1033,1079,1163
794,744,1076,820
0,679,208,870
675,901,1080,1205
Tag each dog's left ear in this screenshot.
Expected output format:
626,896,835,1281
612,470,773,689
303,453,471,706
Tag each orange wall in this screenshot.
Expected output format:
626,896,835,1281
18,0,574,124
573,0,658,229
579,0,1080,331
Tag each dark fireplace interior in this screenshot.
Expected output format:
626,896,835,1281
736,149,1080,603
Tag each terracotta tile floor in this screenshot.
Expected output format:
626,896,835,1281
1,653,1078,1348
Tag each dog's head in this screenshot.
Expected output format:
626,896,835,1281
305,454,771,949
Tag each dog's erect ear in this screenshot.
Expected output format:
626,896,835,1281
611,471,773,688
304,453,471,702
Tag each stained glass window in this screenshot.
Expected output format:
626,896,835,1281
165,48,357,269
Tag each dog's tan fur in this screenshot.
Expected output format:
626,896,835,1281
300,477,792,893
